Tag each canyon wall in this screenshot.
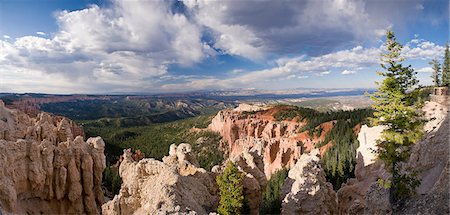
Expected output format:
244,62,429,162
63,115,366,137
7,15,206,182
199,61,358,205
0,100,105,214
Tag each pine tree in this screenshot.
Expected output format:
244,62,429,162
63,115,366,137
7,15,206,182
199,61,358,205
429,58,441,87
370,30,423,203
216,162,244,215
442,44,450,86
261,168,288,214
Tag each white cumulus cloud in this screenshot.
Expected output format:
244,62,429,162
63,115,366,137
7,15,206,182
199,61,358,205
0,0,213,93
416,67,434,73
342,70,357,75
0,0,446,93
160,37,444,90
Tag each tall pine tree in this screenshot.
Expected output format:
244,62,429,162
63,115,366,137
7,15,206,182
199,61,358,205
442,44,450,86
429,58,441,87
371,30,423,203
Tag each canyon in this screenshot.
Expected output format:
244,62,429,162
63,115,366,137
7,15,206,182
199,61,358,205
0,97,448,214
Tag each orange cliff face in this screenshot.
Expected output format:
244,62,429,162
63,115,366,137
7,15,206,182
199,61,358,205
208,104,335,178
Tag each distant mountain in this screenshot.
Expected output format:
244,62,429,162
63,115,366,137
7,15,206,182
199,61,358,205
0,88,374,122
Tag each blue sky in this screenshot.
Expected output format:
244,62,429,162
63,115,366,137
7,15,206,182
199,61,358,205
0,0,448,94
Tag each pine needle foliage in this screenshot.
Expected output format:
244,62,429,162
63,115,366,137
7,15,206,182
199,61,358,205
442,44,450,86
216,162,245,215
370,30,423,203
429,58,441,87
260,168,288,214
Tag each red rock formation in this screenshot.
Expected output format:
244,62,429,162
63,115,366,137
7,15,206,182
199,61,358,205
208,105,333,178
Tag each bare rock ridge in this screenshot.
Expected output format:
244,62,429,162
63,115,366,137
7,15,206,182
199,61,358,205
0,100,106,214
337,125,390,214
102,143,219,215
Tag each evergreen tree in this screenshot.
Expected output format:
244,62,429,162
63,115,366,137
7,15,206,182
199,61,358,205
103,166,122,195
442,44,450,86
370,30,423,203
216,162,244,215
429,58,441,87
260,168,288,214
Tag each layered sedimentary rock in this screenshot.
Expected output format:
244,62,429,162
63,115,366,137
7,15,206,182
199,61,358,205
280,149,338,215
0,101,105,214
208,105,332,178
102,144,219,215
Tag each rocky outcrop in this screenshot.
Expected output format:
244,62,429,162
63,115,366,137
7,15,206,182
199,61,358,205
337,101,449,214
117,149,145,164
0,101,105,214
232,103,268,112
398,101,449,214
280,149,338,215
231,143,267,214
0,100,84,141
102,144,219,215
208,105,331,178
336,123,390,214
210,141,270,214
337,154,389,214
356,124,386,166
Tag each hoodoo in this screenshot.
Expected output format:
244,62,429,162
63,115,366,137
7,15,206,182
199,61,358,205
0,101,106,214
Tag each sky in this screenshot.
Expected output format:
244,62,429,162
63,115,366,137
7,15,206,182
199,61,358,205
0,0,448,94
